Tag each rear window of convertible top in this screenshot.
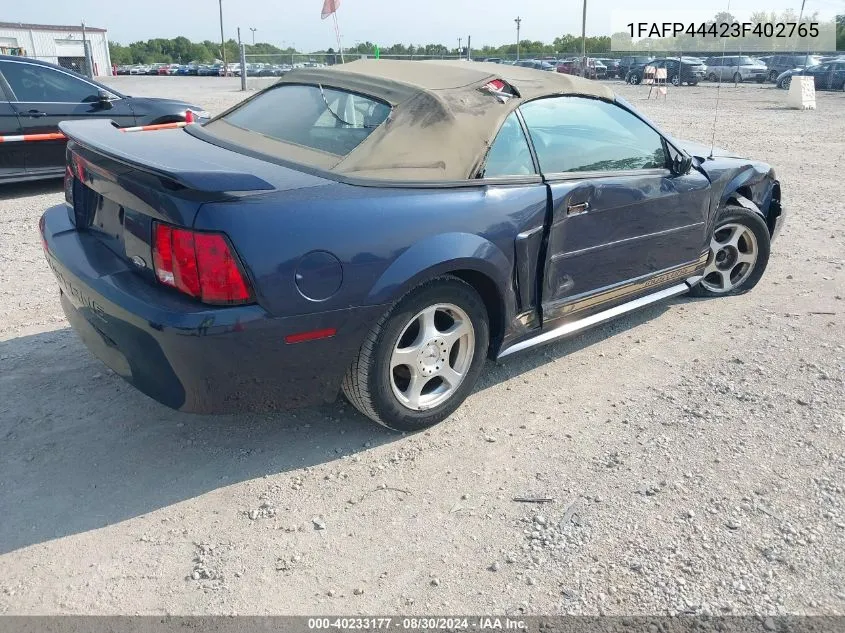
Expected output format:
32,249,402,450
216,84,391,157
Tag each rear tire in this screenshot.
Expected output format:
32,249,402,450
628,73,640,85
689,205,771,297
733,72,743,83
768,70,778,82
342,276,489,432
708,73,718,82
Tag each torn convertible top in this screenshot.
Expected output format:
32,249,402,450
203,59,616,182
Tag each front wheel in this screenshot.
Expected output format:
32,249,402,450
733,72,743,83
628,73,640,85
708,73,718,82
689,206,771,297
671,75,681,87
779,76,792,90
342,276,489,431
768,70,779,82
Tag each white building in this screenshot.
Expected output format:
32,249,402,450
0,22,112,77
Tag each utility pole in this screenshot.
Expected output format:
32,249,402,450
250,27,257,45
467,35,471,60
219,0,227,75
458,37,462,58
80,20,92,78
580,0,587,77
514,16,522,61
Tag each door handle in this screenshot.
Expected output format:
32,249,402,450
24,110,47,118
567,202,590,215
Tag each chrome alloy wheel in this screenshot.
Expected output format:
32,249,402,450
701,222,759,293
389,303,475,411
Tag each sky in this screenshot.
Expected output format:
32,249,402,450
6,0,842,51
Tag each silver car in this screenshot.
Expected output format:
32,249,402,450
704,55,767,83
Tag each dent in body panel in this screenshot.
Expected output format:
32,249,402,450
694,157,778,230
541,169,711,323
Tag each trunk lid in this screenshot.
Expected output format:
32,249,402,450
60,119,330,277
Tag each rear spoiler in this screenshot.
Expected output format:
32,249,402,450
59,119,274,192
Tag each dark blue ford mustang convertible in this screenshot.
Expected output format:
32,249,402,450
40,60,785,431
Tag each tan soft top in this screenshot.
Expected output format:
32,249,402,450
210,59,616,181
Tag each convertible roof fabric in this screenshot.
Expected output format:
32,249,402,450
214,59,616,181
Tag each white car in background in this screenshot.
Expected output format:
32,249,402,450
703,55,767,83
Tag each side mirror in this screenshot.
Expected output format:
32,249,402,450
97,90,113,109
668,146,693,175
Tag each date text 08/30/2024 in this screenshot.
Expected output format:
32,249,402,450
307,617,527,630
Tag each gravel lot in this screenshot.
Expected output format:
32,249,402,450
0,76,843,616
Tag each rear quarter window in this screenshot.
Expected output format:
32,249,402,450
215,84,390,157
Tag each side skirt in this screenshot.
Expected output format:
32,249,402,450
496,277,701,360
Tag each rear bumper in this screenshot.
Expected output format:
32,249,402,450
41,204,383,414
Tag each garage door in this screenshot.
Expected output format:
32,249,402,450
54,40,85,57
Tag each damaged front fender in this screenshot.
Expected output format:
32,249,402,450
674,141,783,241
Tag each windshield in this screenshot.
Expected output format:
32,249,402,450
211,84,391,158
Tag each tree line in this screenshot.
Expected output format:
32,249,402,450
108,35,614,66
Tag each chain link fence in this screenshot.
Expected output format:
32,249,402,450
242,51,471,89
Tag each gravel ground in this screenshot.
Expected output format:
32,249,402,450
0,76,843,616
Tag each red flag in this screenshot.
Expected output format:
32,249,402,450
321,0,340,19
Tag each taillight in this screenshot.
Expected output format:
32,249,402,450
64,165,74,207
152,222,252,305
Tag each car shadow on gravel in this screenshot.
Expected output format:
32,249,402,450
0,327,397,554
0,178,63,201
0,297,681,554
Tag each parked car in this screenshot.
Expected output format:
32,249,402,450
627,57,706,86
556,58,600,80
198,64,222,76
765,54,822,82
775,60,845,90
514,59,555,71
595,58,621,78
555,59,579,75
40,59,784,430
703,55,766,83
256,64,290,77
0,55,209,184
618,55,654,78
482,58,503,64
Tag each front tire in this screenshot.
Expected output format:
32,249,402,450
733,72,743,83
689,206,771,297
628,73,640,85
342,276,489,432
779,76,792,90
